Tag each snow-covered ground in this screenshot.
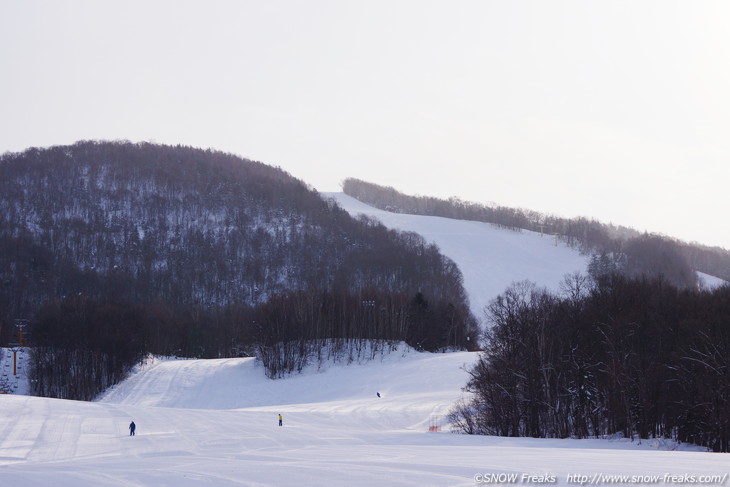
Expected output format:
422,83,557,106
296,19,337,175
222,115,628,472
2,348,727,486
325,193,728,318
324,193,591,321
698,271,728,290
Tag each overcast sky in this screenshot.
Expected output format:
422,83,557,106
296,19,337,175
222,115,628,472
2,1,729,249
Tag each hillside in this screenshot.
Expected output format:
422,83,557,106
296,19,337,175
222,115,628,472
0,142,466,317
1,349,727,486
326,193,727,321
342,178,730,284
0,141,477,398
325,193,591,320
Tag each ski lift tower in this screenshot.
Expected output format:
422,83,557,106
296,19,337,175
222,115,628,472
14,319,29,347
11,319,29,377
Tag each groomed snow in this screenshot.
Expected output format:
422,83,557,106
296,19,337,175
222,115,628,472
324,193,591,321
1,348,727,486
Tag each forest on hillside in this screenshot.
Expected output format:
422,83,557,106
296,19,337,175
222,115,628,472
0,141,478,399
449,274,730,452
343,178,730,285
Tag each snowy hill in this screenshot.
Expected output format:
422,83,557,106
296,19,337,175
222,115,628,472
1,348,727,486
324,193,591,320
325,193,728,319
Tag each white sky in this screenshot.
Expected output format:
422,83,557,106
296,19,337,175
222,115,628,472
2,1,729,249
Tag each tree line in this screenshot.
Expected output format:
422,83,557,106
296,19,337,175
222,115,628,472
449,273,730,452
252,288,475,377
29,286,477,398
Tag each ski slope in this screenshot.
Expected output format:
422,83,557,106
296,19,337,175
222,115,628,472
1,348,727,486
698,271,728,290
0,347,30,395
324,193,591,321
325,193,728,318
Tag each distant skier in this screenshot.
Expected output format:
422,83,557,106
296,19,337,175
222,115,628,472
129,421,136,436
278,414,283,427
376,392,381,398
